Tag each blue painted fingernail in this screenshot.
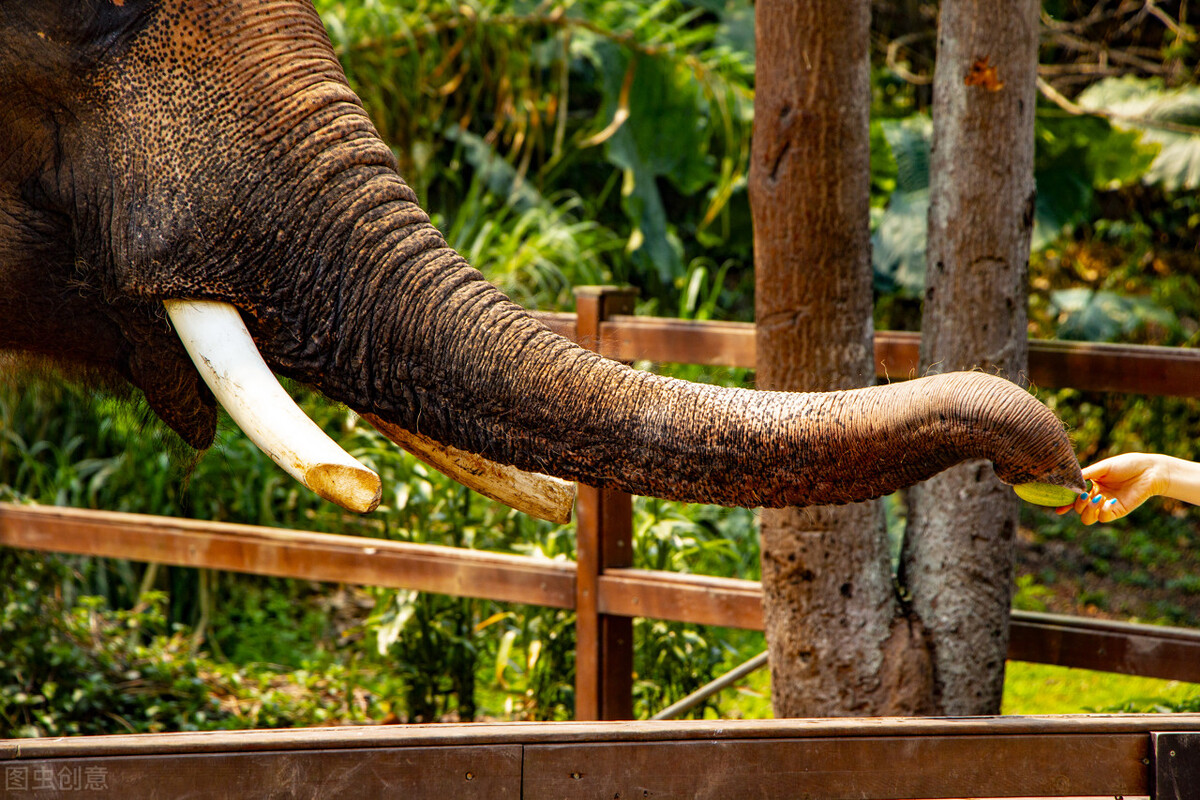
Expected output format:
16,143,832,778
1106,498,1118,507
1079,493,1088,500
1091,495,1102,504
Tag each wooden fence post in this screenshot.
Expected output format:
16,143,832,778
573,286,637,721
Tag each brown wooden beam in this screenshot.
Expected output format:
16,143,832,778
597,316,757,369
1008,609,1200,683
597,568,1200,683
572,287,638,721
8,502,1200,684
0,745,521,798
598,569,764,630
8,713,1200,755
530,311,1200,398
523,733,1145,799
0,504,575,610
573,485,635,720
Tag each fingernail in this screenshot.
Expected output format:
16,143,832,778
1079,493,1088,500
1091,495,1103,504
1105,498,1117,508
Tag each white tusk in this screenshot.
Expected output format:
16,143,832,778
164,299,382,514
362,413,576,525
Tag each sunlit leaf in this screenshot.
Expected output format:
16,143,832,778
1077,76,1200,191
1050,288,1181,342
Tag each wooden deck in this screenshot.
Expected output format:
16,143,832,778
3,715,1200,798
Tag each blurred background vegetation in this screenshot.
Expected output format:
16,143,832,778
2,0,1200,735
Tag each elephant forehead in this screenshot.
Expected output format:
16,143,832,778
92,1,351,157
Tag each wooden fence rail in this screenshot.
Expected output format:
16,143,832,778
4,286,1200,723
6,503,1200,692
543,311,1200,398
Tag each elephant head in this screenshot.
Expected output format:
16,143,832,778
0,0,1084,517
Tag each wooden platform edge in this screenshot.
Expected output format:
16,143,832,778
6,714,1200,757
4,716,1197,799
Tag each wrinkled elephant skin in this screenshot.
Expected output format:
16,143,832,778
0,1,1084,511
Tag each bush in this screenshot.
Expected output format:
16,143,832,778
0,549,218,736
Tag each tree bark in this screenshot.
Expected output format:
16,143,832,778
902,0,1040,715
750,0,935,717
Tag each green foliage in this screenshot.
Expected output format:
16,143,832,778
0,549,214,736
206,578,335,666
473,605,577,721
634,495,758,578
435,153,618,309
370,588,479,722
869,106,1169,298
580,33,731,286
1012,574,1054,613
1031,112,1158,250
1048,288,1181,342
871,115,932,296
1077,76,1200,191
315,0,755,312
0,549,455,735
1003,662,1200,715
634,619,725,717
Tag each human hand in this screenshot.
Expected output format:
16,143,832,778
1054,452,1170,525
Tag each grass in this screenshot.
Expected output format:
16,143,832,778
1002,662,1200,715
681,655,1200,719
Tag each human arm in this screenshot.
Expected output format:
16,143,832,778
1056,453,1200,525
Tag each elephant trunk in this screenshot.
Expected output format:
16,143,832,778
136,17,1078,509
258,195,1082,507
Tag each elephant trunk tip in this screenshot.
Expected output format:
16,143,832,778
927,370,1084,501
967,373,1085,501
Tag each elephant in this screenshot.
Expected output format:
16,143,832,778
0,0,1085,519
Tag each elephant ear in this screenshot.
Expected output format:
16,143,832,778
131,358,217,450
124,319,218,451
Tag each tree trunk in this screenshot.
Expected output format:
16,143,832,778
902,0,1040,715
751,0,935,717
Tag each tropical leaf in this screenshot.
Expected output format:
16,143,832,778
1030,163,1092,251
872,187,929,296
884,115,932,194
871,105,1164,277
1076,76,1200,191
443,126,546,211
1030,112,1158,249
871,116,931,295
316,0,754,309
577,36,716,285
1050,288,1181,342
714,2,755,59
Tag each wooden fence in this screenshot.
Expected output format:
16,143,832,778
4,286,1200,724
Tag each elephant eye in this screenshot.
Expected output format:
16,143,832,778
6,0,153,53
78,1,154,49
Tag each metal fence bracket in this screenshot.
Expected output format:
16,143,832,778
1154,731,1200,799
